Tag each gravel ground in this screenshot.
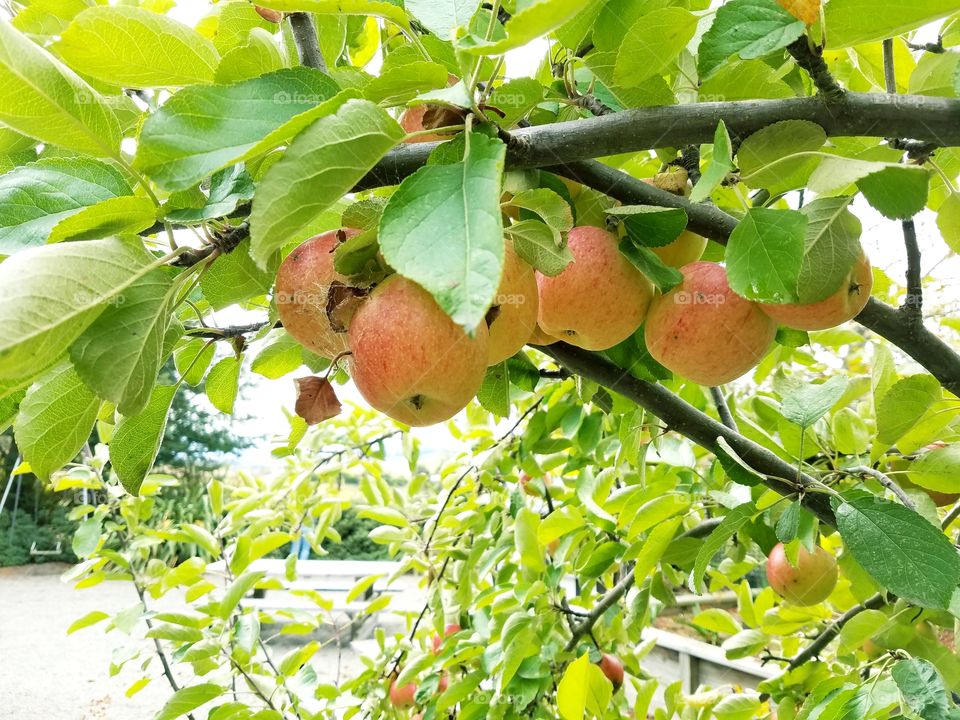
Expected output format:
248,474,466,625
0,564,370,720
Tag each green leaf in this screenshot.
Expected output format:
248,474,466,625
0,236,161,382
693,502,756,593
0,158,135,254
55,6,219,87
509,188,573,245
165,165,255,224
796,197,863,303
607,205,688,249
174,340,215,386
808,158,930,220
632,516,682,582
834,494,960,609
538,506,585,544
937,193,960,254
714,438,764,487
726,207,806,303
0,20,121,157
781,375,848,428
613,8,698,88
505,219,573,277
215,27,286,84
909,51,960,97
362,61,449,105
697,0,806,80
857,166,932,220
220,570,266,618
457,0,590,55
13,363,99,480
892,658,960,720
47,196,157,244
200,239,276,311
825,0,960,49
738,120,826,193
250,332,304,380
876,375,942,446
379,132,506,330
67,610,110,635
557,653,613,720
406,0,477,38
908,445,960,494
775,502,800,542
136,68,343,192
155,683,224,720
514,507,546,574
206,356,241,414
477,362,510,418
618,240,683,293
690,121,735,202
110,384,177,495
487,78,544,128
69,268,179,416
250,98,403,268
693,608,742,635
72,516,102,558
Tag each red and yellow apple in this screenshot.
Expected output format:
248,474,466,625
597,653,624,691
389,679,417,708
528,324,559,346
275,228,361,359
644,262,776,386
536,226,653,351
759,252,873,331
487,245,539,365
766,542,838,606
432,623,461,654
651,230,708,268
348,275,488,426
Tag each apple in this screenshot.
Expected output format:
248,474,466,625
389,679,417,708
597,653,624,691
487,245,539,365
644,262,776,386
766,542,838,606
348,275,489,426
759,252,873,331
432,623,461,654
651,230,708,268
399,105,448,144
275,228,362,359
536,226,654,351
528,324,559,346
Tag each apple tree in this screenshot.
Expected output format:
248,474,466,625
1,0,960,719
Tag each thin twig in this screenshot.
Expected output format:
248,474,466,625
708,387,738,432
847,465,916,510
564,572,635,651
942,500,960,530
900,219,923,323
787,36,845,101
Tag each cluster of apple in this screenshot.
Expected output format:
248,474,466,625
274,179,874,425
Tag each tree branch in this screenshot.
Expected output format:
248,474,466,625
787,37,845,101
565,571,635,651
541,343,837,526
288,12,326,71
709,387,738,432
847,465,915,510
785,593,887,670
899,219,924,324
356,93,960,189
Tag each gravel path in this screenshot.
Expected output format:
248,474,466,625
0,564,369,720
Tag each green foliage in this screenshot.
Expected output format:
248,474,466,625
0,2,959,719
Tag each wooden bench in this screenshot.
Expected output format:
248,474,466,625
206,559,423,621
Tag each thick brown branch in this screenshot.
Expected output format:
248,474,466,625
356,93,960,189
541,343,837,527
